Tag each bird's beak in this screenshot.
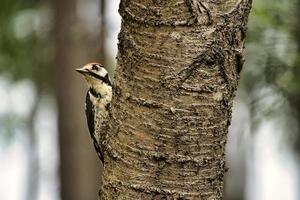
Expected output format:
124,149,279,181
75,67,89,75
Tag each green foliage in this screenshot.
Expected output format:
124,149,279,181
239,0,300,148
250,0,295,30
0,0,51,144
242,0,296,95
0,0,51,88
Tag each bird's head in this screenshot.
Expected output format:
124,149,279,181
76,63,112,94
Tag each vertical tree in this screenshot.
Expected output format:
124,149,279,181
292,0,300,154
99,0,106,64
99,0,252,199
290,1,300,195
51,0,101,199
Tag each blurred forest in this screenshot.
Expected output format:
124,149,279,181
0,0,299,200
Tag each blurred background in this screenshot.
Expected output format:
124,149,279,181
0,0,299,200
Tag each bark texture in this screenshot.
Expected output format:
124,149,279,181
100,0,252,199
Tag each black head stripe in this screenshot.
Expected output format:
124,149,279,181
92,65,99,71
90,72,112,86
103,74,111,85
92,64,103,71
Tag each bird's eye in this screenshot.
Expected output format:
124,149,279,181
92,64,99,71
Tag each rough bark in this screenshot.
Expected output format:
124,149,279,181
100,0,252,199
51,0,100,199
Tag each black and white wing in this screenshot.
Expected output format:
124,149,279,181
85,92,104,163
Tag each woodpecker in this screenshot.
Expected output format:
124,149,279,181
76,63,112,164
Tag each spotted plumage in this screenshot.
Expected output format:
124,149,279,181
76,63,112,164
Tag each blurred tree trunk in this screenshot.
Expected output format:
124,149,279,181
99,0,106,64
25,92,40,200
51,0,101,199
292,2,300,199
294,1,300,153
100,0,252,199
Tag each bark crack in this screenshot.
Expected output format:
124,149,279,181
186,0,212,25
100,0,253,199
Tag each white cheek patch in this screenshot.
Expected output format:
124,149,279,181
96,68,107,78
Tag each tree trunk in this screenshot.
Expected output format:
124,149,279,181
99,0,106,64
292,0,300,155
291,2,300,199
100,0,252,199
51,0,101,199
25,93,40,200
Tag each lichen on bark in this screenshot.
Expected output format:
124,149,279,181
99,0,252,199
